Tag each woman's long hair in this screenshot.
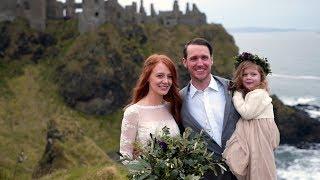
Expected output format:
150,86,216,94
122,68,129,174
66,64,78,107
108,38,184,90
232,61,269,95
130,54,182,123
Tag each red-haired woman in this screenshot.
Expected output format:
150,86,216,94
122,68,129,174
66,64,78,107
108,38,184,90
119,54,182,159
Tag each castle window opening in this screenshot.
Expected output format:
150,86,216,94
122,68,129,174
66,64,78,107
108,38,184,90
76,8,83,13
95,12,99,17
23,1,30,10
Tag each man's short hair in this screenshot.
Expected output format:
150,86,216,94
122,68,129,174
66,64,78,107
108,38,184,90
183,38,213,59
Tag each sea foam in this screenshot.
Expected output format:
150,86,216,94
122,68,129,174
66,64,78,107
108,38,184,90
276,144,320,180
280,96,317,106
271,74,320,81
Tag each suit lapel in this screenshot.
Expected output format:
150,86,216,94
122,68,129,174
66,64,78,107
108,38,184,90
181,84,203,132
213,76,232,132
181,83,217,143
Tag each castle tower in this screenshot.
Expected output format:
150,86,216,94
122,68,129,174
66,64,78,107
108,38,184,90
185,2,190,14
79,0,106,33
0,0,17,22
150,3,156,17
132,2,137,13
172,0,181,17
15,0,30,19
47,0,64,19
65,0,76,18
173,0,179,12
192,3,200,13
30,0,47,31
124,2,137,17
188,3,206,25
139,0,146,15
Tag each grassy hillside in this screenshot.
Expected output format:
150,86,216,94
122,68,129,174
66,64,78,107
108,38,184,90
0,59,127,179
0,19,239,179
0,20,126,179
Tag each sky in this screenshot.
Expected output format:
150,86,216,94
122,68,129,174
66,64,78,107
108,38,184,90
59,0,320,30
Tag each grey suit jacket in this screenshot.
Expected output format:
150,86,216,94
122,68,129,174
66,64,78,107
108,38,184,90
180,76,240,155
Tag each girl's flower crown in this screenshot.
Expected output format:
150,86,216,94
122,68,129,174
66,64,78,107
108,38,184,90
234,52,271,75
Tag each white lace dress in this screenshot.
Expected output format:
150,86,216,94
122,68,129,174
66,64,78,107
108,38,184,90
119,103,180,158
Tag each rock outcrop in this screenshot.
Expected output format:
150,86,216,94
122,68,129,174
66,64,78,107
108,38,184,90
32,116,111,178
272,95,320,147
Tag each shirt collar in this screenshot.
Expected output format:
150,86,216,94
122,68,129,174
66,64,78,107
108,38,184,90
189,75,219,98
189,83,198,98
208,75,219,91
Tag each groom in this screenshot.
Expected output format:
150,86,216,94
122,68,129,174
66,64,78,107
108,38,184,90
180,38,240,179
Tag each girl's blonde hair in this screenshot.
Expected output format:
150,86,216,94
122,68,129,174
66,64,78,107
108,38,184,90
232,61,269,95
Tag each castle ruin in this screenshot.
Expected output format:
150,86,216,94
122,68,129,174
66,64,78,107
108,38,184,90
0,0,207,33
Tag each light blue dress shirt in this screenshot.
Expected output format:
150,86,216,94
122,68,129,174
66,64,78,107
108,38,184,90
187,75,226,146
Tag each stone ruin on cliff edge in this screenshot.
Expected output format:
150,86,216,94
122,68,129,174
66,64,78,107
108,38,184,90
0,0,206,33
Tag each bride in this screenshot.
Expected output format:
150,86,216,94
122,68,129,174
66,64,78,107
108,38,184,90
119,54,182,159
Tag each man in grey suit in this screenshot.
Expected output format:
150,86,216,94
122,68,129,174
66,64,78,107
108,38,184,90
180,38,240,179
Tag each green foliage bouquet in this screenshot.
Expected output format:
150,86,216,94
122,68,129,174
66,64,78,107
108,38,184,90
121,127,226,180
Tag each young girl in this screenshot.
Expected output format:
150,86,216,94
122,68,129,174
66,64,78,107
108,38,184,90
223,52,280,180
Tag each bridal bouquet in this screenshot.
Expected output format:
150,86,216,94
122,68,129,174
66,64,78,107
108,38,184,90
121,127,226,180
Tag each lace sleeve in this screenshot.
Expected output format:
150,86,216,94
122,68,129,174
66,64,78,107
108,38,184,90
119,106,139,159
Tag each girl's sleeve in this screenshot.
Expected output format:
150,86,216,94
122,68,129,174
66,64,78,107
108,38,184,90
232,89,272,120
119,107,139,159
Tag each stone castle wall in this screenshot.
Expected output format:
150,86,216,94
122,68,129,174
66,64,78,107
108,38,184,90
0,0,207,32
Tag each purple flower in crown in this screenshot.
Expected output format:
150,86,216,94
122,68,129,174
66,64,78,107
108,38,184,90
158,141,168,151
241,52,254,60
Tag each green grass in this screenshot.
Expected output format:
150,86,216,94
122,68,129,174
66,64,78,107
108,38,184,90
40,163,127,180
0,59,126,179
0,59,28,98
